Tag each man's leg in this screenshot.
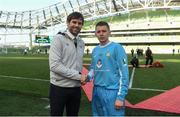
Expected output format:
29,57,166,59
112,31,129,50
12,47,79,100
102,89,125,116
92,87,104,116
130,61,135,67
49,84,66,116
136,60,139,68
66,87,81,116
145,58,149,65
150,57,153,65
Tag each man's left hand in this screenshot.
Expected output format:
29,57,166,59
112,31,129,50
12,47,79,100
114,100,123,110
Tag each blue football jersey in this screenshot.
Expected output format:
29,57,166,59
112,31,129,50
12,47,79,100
88,42,129,101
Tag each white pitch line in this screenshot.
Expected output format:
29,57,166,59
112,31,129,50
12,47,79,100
130,87,167,92
0,74,49,82
0,74,51,110
129,67,136,88
0,75,167,92
40,98,49,101
45,105,50,109
40,98,50,109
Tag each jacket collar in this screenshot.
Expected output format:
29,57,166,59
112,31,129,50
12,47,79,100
66,30,79,40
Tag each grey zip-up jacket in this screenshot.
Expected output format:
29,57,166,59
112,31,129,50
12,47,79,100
49,31,85,87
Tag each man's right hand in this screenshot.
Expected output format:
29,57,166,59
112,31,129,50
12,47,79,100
80,75,87,85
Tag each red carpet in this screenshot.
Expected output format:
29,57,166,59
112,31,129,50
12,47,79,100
81,67,93,101
134,86,180,114
81,67,180,114
125,100,135,108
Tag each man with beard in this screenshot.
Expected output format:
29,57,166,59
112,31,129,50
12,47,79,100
49,12,86,116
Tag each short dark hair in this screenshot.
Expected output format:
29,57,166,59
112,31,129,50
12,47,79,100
95,21,110,30
67,12,84,25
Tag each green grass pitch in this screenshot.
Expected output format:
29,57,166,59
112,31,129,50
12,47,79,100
0,53,180,116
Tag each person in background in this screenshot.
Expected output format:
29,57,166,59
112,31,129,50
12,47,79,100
86,48,90,55
49,12,86,116
87,21,129,116
172,49,175,55
131,48,134,57
23,48,28,55
37,49,40,54
130,54,139,68
145,47,153,66
45,49,47,54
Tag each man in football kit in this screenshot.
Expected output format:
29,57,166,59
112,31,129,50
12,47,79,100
87,21,129,116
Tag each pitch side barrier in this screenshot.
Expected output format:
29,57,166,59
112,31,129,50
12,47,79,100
80,28,180,37
84,42,180,46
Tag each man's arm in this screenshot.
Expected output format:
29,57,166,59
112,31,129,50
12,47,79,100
115,45,129,107
114,46,129,109
86,49,96,82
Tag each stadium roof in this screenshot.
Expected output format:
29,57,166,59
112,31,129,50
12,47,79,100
0,0,180,32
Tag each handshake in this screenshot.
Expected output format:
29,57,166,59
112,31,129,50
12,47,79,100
80,75,88,85
80,69,94,85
